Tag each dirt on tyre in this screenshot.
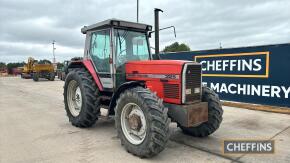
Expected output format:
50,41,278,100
115,87,170,158
179,86,223,137
64,68,101,128
32,73,39,81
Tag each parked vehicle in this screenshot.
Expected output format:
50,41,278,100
57,60,69,81
57,57,82,81
32,60,55,81
63,11,223,158
21,57,35,79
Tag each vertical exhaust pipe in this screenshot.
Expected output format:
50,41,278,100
154,8,163,55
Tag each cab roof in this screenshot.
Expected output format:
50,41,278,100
81,19,152,34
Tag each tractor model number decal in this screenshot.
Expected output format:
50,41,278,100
127,74,180,80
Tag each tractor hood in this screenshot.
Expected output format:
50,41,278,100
126,60,202,105
126,60,192,75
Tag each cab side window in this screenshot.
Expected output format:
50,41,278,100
90,29,111,72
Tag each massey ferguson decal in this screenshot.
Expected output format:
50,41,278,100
127,74,180,80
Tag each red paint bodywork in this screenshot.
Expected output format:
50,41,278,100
71,59,188,104
126,60,189,104
71,59,103,91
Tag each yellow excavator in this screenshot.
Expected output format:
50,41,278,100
21,57,35,79
21,57,55,81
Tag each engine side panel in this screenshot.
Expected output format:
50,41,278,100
126,61,184,104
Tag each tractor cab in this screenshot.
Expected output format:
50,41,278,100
81,19,153,89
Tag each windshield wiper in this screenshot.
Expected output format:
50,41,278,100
117,30,122,54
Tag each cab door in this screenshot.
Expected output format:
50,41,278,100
113,28,151,88
89,29,114,90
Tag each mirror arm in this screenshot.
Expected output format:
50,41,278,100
149,26,176,38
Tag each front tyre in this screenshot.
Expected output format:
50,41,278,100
115,87,170,158
64,68,100,128
180,86,223,137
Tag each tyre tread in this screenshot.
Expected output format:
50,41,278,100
64,68,100,128
115,87,170,158
180,86,223,137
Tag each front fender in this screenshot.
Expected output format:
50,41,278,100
108,81,145,115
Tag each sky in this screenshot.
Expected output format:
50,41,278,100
0,0,289,63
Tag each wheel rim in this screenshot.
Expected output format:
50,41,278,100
67,80,82,117
121,103,147,145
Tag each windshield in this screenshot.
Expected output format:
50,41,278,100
114,29,150,68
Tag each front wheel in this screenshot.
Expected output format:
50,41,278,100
115,87,170,158
179,86,223,137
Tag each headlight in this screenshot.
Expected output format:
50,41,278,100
194,87,200,94
185,89,191,95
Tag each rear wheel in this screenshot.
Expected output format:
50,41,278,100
32,73,39,81
179,86,223,137
64,68,100,127
115,87,170,158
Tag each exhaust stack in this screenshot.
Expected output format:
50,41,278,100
154,8,163,55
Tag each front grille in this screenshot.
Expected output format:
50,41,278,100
184,64,201,103
163,83,180,99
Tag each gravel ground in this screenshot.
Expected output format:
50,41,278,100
1,77,290,163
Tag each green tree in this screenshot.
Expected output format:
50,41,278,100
163,42,191,52
0,62,6,69
38,59,52,64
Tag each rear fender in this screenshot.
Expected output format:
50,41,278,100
67,59,103,91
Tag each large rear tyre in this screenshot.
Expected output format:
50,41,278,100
115,87,170,158
32,73,39,81
179,86,223,137
64,68,100,128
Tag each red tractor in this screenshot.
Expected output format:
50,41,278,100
64,17,223,157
